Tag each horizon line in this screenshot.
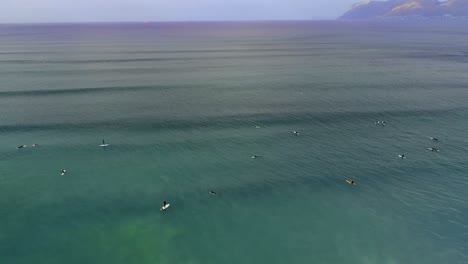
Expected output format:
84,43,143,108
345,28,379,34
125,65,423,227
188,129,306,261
0,18,344,25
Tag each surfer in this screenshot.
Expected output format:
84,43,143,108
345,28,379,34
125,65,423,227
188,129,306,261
428,147,439,152
161,200,169,211
399,154,405,159
32,144,39,147
293,131,299,136
251,155,260,159
430,137,438,141
210,191,217,195
61,169,67,176
100,139,109,147
17,145,26,149
374,121,386,126
346,180,356,185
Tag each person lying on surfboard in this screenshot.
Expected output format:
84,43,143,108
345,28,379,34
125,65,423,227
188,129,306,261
346,180,356,185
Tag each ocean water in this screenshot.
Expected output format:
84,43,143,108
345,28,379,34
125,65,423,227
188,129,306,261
0,21,467,264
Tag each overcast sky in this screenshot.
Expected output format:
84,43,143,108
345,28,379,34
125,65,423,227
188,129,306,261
1,0,360,23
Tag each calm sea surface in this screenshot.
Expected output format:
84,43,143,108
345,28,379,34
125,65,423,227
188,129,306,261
0,21,467,264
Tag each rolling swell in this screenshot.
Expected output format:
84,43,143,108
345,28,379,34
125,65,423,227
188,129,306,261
0,168,352,235
0,84,193,97
0,107,465,133
0,46,344,56
2,22,468,264
0,52,328,65
2,82,466,98
0,64,235,75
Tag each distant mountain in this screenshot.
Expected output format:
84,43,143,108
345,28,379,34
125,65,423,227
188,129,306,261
340,0,468,20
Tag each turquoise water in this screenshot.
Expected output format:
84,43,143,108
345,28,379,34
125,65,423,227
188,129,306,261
0,22,467,263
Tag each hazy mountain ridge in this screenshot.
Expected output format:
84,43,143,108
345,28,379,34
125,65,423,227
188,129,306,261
341,0,468,19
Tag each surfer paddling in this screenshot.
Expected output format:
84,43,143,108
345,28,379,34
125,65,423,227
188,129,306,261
346,180,356,185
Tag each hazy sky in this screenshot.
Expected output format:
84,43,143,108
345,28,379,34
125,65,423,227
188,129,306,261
1,0,359,23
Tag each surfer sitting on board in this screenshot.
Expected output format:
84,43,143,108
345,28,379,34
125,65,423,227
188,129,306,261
161,200,170,211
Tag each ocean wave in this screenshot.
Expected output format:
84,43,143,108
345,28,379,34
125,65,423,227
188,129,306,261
0,82,466,98
0,52,327,65
0,107,464,133
0,85,171,97
0,46,339,56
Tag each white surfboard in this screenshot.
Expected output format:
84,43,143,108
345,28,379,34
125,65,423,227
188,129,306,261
100,140,109,147
161,204,170,211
